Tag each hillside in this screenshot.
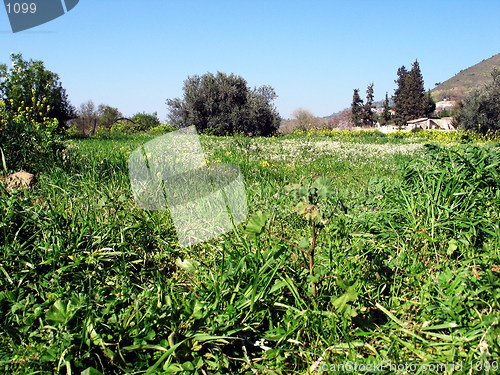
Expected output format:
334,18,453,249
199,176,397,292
431,53,500,101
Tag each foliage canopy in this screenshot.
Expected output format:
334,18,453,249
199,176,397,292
453,68,500,134
393,60,434,126
0,53,75,131
166,72,280,136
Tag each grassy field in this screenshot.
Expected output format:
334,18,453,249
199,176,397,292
1,130,499,374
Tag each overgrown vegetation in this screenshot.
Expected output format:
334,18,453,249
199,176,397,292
0,131,498,374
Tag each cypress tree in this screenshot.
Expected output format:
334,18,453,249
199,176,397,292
380,92,392,125
406,59,426,119
393,66,409,126
425,90,436,117
351,88,364,126
393,60,430,126
362,83,376,127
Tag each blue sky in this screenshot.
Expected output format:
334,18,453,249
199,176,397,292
1,0,499,120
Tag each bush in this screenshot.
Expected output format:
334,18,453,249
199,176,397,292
454,68,500,134
131,112,161,131
108,119,135,134
0,54,76,132
147,123,178,134
0,98,63,173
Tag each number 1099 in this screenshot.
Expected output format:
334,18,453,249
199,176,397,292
6,2,37,14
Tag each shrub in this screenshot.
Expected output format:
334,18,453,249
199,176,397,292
108,119,135,134
453,68,500,134
147,123,178,134
0,97,63,173
131,112,161,131
0,53,76,132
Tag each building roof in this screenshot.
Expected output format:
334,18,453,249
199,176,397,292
407,117,428,124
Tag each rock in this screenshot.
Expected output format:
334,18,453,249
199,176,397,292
1,171,36,190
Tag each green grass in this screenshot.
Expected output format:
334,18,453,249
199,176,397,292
1,131,499,374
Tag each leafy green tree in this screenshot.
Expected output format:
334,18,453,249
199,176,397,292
98,104,122,129
166,72,280,136
362,83,376,127
0,53,75,131
350,88,363,126
453,68,500,134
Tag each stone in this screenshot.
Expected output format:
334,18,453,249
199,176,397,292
1,171,36,190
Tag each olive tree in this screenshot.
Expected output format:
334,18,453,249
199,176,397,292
453,69,500,134
166,72,280,136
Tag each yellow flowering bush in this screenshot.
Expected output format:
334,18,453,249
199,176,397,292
0,91,63,172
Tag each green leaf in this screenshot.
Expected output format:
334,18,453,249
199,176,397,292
0,148,7,173
175,258,200,273
447,239,458,255
162,363,183,373
81,367,103,375
311,177,335,200
46,300,70,324
245,211,270,236
331,284,358,317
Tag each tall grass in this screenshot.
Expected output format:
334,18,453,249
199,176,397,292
0,132,498,374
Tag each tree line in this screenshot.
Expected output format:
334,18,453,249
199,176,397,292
351,60,436,127
1,52,498,173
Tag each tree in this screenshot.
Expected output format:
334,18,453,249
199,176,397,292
0,53,75,131
98,104,122,129
362,83,376,127
350,88,364,126
291,108,317,130
425,90,436,117
393,60,432,126
166,72,280,136
393,65,409,126
406,60,426,118
379,92,392,125
72,100,98,135
453,68,500,134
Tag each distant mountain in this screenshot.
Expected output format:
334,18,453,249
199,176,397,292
431,53,500,101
